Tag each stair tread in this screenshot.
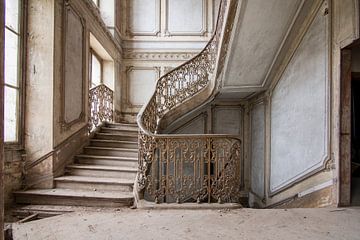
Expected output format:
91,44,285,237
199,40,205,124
76,154,137,161
101,127,138,131
14,189,133,199
54,175,135,185
13,204,118,212
84,146,138,152
95,132,138,137
90,139,138,144
106,122,137,127
67,164,137,172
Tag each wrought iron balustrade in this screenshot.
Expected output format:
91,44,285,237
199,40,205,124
88,84,114,131
136,0,240,204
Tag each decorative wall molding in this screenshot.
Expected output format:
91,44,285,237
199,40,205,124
125,66,161,108
60,1,86,130
120,0,215,40
123,51,197,61
164,0,208,36
82,0,122,53
126,0,161,36
268,0,331,195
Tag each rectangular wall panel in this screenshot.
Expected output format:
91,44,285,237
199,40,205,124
166,0,205,35
251,102,265,198
270,3,329,193
128,0,160,36
127,67,158,106
63,5,85,125
212,106,242,135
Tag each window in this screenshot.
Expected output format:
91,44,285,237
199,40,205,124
90,50,102,89
4,0,23,143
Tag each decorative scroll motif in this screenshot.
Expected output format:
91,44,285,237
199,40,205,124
137,0,241,203
89,84,114,131
143,136,241,203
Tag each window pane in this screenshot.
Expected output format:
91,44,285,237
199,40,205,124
4,86,18,142
91,54,101,87
5,0,19,33
5,29,19,87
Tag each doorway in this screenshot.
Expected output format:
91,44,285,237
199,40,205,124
351,73,360,205
340,45,360,206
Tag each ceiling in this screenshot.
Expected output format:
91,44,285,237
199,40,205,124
219,0,304,98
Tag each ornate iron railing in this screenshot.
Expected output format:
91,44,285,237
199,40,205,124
89,84,114,131
137,0,240,204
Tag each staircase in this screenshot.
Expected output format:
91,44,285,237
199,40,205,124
13,122,138,218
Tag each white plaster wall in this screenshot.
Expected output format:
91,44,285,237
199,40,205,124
223,0,302,88
173,115,206,134
213,107,242,135
167,0,204,34
128,0,159,35
128,68,158,106
63,7,84,123
26,0,54,160
270,5,329,192
251,102,265,198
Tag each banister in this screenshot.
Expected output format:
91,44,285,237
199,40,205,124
136,0,241,204
89,83,114,131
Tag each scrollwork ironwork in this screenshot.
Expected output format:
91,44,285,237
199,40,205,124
89,84,114,131
137,0,241,204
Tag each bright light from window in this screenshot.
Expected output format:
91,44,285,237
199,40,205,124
4,0,20,142
91,52,102,88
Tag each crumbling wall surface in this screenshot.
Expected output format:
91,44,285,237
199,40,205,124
4,150,23,208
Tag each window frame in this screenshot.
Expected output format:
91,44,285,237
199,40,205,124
89,48,103,89
4,0,27,150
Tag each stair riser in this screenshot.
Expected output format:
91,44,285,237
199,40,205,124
100,129,138,135
95,134,138,141
90,141,138,149
66,169,137,179
76,159,138,168
15,195,132,208
55,181,133,192
105,125,138,131
84,148,138,157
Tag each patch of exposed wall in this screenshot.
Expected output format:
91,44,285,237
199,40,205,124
4,150,23,208
250,101,265,199
269,2,329,193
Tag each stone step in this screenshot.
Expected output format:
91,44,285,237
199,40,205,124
100,127,138,135
66,164,137,179
105,122,138,131
54,176,134,192
95,132,138,141
83,146,138,158
75,155,138,168
89,139,138,149
14,189,134,208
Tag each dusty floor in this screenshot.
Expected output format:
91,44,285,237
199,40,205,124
11,207,360,240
